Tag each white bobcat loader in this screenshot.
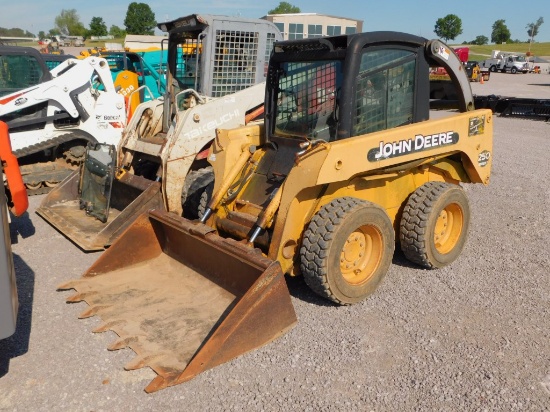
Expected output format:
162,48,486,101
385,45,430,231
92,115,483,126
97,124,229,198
0,52,126,194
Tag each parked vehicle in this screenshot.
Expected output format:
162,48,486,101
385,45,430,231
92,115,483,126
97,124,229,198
480,51,529,73
465,60,490,82
0,53,127,194
57,32,493,392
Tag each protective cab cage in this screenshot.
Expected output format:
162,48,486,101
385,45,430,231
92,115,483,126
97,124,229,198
265,31,473,145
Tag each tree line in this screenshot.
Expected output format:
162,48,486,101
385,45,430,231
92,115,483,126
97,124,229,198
434,14,545,45
1,2,156,40
3,1,297,40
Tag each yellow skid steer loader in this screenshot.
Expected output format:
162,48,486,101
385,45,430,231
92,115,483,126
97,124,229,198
59,32,493,392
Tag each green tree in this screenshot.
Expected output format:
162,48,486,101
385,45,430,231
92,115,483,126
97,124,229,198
526,17,544,50
491,19,511,44
124,2,156,35
0,27,34,37
434,14,463,42
109,25,126,38
38,30,46,40
89,17,108,37
471,35,489,45
55,9,86,36
268,1,301,14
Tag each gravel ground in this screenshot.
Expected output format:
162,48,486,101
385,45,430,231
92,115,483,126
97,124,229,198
0,72,549,411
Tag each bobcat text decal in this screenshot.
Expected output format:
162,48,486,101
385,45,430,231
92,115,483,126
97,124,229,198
367,131,459,162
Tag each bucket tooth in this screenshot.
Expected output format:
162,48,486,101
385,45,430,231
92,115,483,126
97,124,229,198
78,305,109,319
107,336,138,351
66,291,97,303
144,374,179,394
57,279,87,291
124,354,163,371
92,320,126,333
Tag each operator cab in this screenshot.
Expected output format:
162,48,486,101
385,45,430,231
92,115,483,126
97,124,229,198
266,32,472,144
266,32,432,144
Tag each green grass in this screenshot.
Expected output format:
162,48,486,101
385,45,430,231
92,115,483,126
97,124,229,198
7,38,126,48
450,42,550,61
85,38,126,46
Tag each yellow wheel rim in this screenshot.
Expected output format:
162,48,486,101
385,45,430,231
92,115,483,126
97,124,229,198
434,203,464,254
340,225,383,285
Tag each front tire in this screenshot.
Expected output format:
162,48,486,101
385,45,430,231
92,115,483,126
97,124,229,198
181,167,214,219
300,197,395,305
400,182,470,269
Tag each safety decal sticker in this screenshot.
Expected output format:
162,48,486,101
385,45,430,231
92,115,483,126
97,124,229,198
436,46,450,61
468,115,486,136
478,150,491,167
368,131,459,162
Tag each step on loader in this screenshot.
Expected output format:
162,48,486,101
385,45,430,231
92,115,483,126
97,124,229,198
58,32,493,392
37,14,282,251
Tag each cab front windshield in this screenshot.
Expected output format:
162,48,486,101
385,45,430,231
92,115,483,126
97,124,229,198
274,60,342,141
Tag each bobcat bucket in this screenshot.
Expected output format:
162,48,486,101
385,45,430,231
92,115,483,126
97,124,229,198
36,169,164,251
58,209,297,392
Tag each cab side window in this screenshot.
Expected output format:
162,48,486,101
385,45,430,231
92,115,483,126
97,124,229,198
353,49,416,136
0,55,45,94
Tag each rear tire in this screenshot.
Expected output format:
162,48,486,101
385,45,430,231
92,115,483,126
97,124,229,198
181,167,214,219
399,182,470,269
300,197,395,305
489,65,496,72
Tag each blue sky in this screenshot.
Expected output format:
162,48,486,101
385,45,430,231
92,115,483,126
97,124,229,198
2,0,549,45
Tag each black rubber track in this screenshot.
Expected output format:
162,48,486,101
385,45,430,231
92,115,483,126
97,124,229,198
13,132,96,159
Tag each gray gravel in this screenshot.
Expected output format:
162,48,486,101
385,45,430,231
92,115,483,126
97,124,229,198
1,72,549,411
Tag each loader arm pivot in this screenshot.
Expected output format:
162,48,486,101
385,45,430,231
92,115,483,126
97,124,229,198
425,39,474,112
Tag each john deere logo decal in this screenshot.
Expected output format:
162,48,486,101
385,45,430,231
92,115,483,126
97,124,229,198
368,131,459,161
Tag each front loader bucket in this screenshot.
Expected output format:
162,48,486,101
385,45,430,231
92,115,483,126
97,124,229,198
36,171,164,251
58,209,297,392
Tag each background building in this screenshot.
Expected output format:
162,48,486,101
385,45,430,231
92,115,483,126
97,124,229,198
262,13,363,40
